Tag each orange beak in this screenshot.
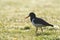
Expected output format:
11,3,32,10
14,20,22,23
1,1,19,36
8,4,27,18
25,16,29,19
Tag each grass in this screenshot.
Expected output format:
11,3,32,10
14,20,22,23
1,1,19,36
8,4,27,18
0,0,60,40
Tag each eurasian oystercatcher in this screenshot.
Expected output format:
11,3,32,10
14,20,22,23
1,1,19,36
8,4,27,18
25,12,53,34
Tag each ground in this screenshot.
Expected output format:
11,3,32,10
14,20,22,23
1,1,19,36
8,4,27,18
0,0,60,40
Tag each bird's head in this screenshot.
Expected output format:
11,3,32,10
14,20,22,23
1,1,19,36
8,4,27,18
25,12,36,19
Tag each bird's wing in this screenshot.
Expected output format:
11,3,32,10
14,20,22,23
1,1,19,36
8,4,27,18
33,18,51,26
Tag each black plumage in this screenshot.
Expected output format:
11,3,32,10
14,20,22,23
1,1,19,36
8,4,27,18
33,18,53,27
26,12,53,34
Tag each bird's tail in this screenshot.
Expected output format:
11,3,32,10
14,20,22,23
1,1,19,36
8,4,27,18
49,24,54,27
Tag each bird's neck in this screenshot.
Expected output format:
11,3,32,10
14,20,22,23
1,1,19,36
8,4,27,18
30,17,36,22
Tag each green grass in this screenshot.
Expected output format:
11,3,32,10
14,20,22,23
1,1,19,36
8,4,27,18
0,0,60,40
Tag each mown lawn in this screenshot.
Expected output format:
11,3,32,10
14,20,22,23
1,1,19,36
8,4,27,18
0,0,60,40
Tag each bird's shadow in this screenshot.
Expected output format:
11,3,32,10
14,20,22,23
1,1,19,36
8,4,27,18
36,32,51,36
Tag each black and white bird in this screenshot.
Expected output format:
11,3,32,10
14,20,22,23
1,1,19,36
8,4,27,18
25,12,53,34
